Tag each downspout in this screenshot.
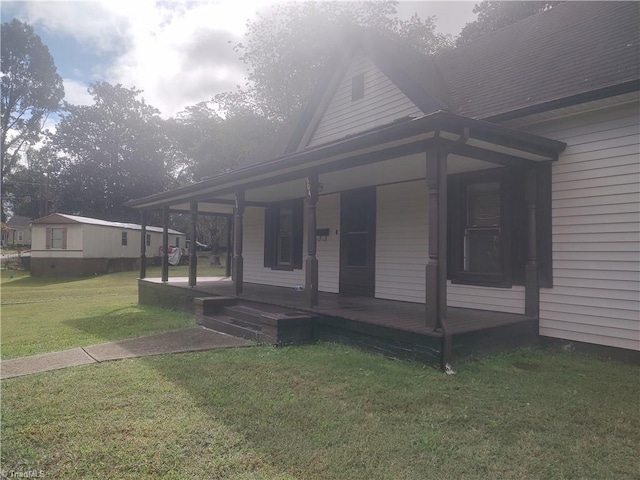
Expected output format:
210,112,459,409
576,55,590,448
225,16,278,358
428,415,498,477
440,127,470,373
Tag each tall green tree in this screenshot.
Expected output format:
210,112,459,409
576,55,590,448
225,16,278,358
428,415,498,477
167,100,276,182
52,82,168,222
2,144,59,219
224,1,452,121
456,1,564,46
1,19,64,219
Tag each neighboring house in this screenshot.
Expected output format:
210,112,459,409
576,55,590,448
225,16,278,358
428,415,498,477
30,213,185,277
126,2,639,359
2,216,32,247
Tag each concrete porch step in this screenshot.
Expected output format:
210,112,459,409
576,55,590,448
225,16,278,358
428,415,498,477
198,314,263,343
223,305,268,326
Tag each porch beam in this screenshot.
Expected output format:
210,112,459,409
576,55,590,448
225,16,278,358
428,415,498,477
425,149,448,331
305,173,319,307
525,168,539,318
449,143,537,168
161,207,169,283
188,201,198,287
139,210,147,279
233,191,245,295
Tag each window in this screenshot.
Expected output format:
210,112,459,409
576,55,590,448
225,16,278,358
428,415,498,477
351,73,365,101
264,199,303,270
48,227,66,250
277,206,293,265
146,233,151,246
121,232,128,246
449,169,511,287
449,167,554,288
175,236,180,248
17,231,24,242
464,181,502,274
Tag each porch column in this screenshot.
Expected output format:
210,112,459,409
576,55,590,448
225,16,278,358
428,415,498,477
139,210,147,279
233,191,245,295
161,207,170,282
305,174,319,307
525,168,539,318
225,215,232,277
188,201,198,287
425,149,448,331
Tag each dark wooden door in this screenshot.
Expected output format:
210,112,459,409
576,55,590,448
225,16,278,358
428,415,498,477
340,188,376,296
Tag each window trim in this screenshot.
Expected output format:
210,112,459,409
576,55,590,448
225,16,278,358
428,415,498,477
449,168,512,288
46,227,67,250
264,199,303,271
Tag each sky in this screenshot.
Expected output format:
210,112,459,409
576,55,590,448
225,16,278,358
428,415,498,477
1,1,477,118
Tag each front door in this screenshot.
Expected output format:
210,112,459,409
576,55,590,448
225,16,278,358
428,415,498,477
340,188,376,296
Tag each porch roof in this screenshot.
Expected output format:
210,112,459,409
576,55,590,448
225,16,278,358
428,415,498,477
126,110,565,212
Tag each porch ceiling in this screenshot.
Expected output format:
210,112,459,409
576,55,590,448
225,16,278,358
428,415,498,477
126,111,566,212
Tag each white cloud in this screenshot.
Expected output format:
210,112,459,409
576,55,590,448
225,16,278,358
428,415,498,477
103,0,267,117
63,78,93,106
8,0,477,118
22,0,132,54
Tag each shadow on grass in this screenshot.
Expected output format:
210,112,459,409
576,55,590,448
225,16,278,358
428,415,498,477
126,343,640,480
61,305,195,344
0,270,118,288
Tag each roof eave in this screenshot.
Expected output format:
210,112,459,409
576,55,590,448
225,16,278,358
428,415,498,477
126,111,566,210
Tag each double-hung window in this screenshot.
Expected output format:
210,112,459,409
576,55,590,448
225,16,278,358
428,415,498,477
46,227,67,250
264,199,303,270
450,169,511,287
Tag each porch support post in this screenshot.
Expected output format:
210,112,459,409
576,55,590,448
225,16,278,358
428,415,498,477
305,173,319,307
225,215,232,277
139,210,147,279
233,191,245,295
525,168,539,318
188,201,198,287
161,207,169,283
425,149,448,331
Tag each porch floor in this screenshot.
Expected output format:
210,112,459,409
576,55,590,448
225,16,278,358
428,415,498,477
143,277,533,338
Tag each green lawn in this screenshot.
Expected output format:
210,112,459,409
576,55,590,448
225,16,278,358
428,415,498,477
1,266,639,478
2,346,638,479
0,259,225,359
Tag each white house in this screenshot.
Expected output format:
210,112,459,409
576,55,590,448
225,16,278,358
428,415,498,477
30,213,185,277
126,2,639,362
2,215,32,247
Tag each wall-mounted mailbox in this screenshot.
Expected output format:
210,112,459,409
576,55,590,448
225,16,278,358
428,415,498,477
316,228,330,241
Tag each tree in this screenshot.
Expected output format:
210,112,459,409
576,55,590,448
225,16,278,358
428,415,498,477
2,144,59,219
167,100,276,182
52,82,168,222
225,1,452,121
1,19,64,188
456,1,564,47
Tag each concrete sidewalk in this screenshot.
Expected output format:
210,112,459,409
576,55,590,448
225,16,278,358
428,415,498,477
1,327,253,380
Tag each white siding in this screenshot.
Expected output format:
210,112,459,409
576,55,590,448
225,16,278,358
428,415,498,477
375,182,428,302
30,224,183,259
242,195,341,292
522,101,640,350
374,181,525,313
447,283,526,315
30,224,83,258
307,51,422,147
317,194,341,293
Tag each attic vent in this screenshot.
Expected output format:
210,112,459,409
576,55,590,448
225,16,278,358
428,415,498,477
351,73,365,101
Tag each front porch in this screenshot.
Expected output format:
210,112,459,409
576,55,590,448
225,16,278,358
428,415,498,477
139,277,539,366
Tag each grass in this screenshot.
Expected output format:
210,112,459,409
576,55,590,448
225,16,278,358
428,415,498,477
1,346,638,479
0,258,225,359
1,266,639,478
